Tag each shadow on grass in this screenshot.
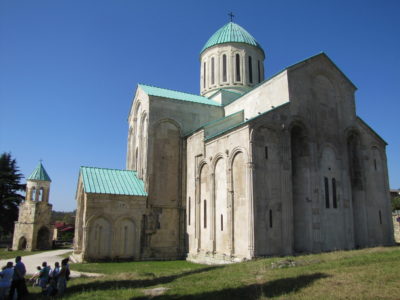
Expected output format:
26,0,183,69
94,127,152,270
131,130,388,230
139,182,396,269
132,272,330,300
27,266,221,299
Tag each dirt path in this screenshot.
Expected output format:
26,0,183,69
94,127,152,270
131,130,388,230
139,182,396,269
0,249,101,278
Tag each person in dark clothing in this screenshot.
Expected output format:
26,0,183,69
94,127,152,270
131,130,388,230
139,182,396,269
8,256,28,300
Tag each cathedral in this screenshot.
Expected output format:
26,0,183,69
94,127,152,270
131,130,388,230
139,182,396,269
72,21,394,263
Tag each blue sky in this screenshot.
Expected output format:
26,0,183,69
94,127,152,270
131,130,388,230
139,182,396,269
1,0,399,211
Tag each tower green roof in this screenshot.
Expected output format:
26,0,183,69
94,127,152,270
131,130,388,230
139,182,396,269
201,22,264,55
28,162,51,182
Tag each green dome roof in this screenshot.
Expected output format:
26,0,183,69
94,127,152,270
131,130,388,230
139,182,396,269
201,22,264,55
28,162,51,182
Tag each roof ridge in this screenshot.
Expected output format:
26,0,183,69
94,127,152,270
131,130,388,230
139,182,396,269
139,83,209,99
80,166,133,172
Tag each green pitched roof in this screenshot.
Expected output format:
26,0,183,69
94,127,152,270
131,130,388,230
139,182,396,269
28,162,51,182
80,166,147,196
139,84,221,106
201,22,264,55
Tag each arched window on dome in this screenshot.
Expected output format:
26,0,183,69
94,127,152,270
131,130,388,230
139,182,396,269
211,57,215,85
258,60,261,83
235,54,241,82
203,62,206,89
248,56,253,84
222,54,227,82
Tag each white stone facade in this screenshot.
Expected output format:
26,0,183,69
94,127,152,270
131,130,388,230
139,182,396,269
74,22,394,263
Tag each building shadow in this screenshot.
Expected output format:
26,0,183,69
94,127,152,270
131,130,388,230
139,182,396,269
131,272,330,300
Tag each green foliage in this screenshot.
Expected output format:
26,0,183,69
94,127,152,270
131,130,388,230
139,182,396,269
52,210,76,224
392,196,400,211
0,153,25,236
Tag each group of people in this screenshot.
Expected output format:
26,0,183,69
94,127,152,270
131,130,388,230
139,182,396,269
0,256,70,299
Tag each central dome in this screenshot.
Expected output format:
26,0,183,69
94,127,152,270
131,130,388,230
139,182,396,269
201,22,264,55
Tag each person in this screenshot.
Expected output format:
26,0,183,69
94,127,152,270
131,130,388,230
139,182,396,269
8,256,28,300
56,260,68,296
61,258,70,281
29,266,41,287
47,262,60,296
0,262,13,300
38,262,50,293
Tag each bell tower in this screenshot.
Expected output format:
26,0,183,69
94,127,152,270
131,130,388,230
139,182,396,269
12,162,54,251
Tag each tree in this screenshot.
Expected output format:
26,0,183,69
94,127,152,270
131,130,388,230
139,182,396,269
392,196,400,212
0,153,25,237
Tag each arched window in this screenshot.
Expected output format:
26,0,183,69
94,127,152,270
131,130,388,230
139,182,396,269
220,214,223,231
235,54,241,81
39,188,43,201
211,57,215,85
203,62,206,89
222,54,227,82
248,56,253,83
32,187,36,201
258,60,261,83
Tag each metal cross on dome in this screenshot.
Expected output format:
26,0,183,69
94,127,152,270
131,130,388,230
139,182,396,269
228,12,235,22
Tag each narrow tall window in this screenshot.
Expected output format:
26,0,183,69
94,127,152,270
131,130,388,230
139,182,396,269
203,62,206,89
374,159,377,170
235,54,241,81
379,210,382,225
248,56,253,83
269,209,273,228
265,146,268,159
324,177,330,208
332,178,337,208
220,214,223,231
258,60,261,83
188,197,191,226
211,57,215,85
203,199,207,228
222,54,227,82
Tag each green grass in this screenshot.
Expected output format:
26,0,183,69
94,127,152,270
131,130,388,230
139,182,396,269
0,248,47,260
26,246,400,299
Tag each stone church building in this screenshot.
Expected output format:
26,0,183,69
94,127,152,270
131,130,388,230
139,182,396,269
73,21,394,263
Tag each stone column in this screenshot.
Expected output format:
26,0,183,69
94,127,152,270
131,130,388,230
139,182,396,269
281,130,294,255
247,161,255,258
195,175,201,252
210,172,216,253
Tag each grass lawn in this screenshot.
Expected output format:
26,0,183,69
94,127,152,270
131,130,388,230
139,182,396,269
0,248,47,260
26,246,400,299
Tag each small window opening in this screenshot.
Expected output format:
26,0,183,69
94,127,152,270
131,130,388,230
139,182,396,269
379,210,382,225
332,178,337,208
203,199,207,228
324,177,330,208
220,214,223,231
248,56,253,83
374,159,377,171
222,55,227,82
235,54,241,81
269,209,273,228
265,146,268,159
258,60,261,83
211,57,215,85
188,197,191,226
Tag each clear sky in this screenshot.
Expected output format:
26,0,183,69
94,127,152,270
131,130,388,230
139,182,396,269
1,0,399,211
